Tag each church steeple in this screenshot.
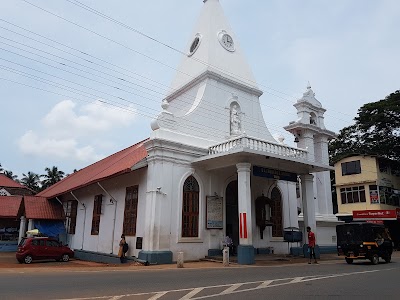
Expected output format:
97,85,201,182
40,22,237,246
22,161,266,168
169,0,259,93
151,0,274,144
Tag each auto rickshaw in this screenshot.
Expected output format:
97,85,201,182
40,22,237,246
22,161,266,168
336,222,393,265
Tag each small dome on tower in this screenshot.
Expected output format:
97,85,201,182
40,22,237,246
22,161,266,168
298,82,322,108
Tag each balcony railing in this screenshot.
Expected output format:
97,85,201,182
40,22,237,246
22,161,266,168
208,135,308,160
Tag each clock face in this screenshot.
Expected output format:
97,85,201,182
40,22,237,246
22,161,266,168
222,34,233,48
218,31,235,52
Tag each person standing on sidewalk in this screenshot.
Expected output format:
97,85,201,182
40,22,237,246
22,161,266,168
307,226,318,264
118,234,126,263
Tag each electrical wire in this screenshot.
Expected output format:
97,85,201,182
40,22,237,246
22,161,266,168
0,41,297,138
19,0,354,123
64,0,355,119
0,20,306,126
0,18,353,133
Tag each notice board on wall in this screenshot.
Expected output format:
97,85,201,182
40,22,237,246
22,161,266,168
206,196,223,229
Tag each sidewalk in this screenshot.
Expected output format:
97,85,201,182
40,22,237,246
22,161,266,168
0,251,345,272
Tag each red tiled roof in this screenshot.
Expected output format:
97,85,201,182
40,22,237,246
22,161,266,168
0,174,26,188
0,195,23,218
24,196,65,220
38,139,148,199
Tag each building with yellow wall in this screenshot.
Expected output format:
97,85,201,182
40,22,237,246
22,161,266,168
334,155,400,218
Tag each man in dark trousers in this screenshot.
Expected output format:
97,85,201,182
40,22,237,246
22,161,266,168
307,226,318,264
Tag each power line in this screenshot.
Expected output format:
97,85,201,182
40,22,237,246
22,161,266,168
0,24,306,128
0,17,354,130
0,39,298,138
0,23,169,93
20,0,354,123
64,0,356,119
0,72,248,139
0,58,293,139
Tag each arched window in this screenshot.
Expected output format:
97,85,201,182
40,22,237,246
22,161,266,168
310,112,317,125
270,187,283,237
182,176,199,237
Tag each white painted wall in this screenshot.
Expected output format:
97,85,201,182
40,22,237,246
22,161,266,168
167,78,274,144
64,169,147,258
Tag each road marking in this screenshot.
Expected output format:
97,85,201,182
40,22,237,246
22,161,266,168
256,280,273,289
180,288,204,299
220,283,242,294
190,268,397,299
290,277,305,283
56,267,398,300
148,292,168,300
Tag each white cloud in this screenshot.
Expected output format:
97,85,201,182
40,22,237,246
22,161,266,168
17,100,136,162
42,100,137,138
17,130,104,162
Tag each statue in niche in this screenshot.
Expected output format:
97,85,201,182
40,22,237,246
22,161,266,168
230,104,241,135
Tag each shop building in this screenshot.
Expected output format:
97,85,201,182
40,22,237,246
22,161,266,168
334,155,400,248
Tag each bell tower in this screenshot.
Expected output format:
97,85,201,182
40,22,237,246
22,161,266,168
284,83,334,164
284,84,339,231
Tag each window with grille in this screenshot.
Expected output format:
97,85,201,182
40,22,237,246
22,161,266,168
341,160,361,176
91,194,102,235
340,186,366,204
123,186,139,236
182,176,199,238
271,187,283,237
64,200,78,234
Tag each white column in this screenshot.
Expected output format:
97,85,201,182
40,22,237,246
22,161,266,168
315,136,334,215
316,171,333,215
18,216,26,243
236,163,252,245
299,130,315,162
27,219,34,237
301,174,316,232
143,158,172,252
143,160,159,251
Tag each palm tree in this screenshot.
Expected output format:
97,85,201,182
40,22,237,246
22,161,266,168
21,172,41,193
41,166,65,190
4,170,18,181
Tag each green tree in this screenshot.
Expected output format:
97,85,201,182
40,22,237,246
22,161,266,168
0,163,3,173
20,172,41,193
41,166,65,190
329,90,400,164
4,170,18,181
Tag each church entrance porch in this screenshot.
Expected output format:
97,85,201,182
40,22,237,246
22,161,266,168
224,178,288,264
193,136,332,265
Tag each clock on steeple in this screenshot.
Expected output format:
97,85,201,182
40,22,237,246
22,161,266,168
218,30,235,52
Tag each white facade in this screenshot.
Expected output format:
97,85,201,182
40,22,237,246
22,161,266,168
60,0,338,264
285,84,341,246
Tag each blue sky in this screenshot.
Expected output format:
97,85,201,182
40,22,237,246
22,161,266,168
1,0,399,178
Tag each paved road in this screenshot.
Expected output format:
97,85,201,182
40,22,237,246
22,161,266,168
0,259,399,299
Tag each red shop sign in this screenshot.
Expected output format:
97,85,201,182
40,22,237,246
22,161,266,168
353,209,398,221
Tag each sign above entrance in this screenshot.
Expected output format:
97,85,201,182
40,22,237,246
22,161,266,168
253,166,297,182
206,196,223,229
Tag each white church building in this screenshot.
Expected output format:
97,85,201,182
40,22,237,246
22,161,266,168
38,0,339,265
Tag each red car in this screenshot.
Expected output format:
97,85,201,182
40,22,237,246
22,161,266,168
16,237,74,264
